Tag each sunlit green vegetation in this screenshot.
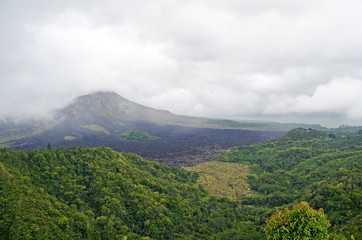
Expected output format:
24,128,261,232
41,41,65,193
120,129,160,141
1,127,361,239
218,128,362,239
266,201,330,240
0,146,264,239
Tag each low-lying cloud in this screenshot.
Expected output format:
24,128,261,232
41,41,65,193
1,0,362,127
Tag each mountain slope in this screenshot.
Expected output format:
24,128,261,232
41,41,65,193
57,91,323,130
1,91,286,166
2,129,361,239
0,146,265,239
58,91,192,125
0,91,326,140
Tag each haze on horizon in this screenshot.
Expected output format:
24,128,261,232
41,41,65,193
1,0,362,128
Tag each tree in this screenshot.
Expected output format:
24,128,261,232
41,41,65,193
265,201,330,240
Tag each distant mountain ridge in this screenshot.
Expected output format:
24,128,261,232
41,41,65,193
55,91,329,130
1,91,358,166
58,91,179,124
0,91,283,165
1,91,327,137
57,91,255,128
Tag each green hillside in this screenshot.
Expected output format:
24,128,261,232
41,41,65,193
0,146,264,240
1,128,361,239
218,128,362,239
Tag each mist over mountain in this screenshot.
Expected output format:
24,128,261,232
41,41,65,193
58,91,180,124
2,1,362,128
2,1,362,238
0,91,286,165
2,91,360,166
1,91,361,238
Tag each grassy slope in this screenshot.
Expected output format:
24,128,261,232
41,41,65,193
184,161,251,200
81,124,111,135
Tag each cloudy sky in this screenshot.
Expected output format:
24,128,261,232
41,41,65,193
1,0,362,127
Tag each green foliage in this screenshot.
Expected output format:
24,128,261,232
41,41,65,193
265,201,330,240
0,146,264,239
2,127,361,239
120,129,160,141
218,128,362,238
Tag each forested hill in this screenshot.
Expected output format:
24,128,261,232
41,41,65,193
218,128,362,239
1,129,361,239
0,146,265,240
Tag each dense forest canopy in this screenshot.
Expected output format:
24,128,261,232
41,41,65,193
218,128,362,239
0,128,361,239
0,146,265,239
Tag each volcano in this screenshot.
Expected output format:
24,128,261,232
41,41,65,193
1,91,287,166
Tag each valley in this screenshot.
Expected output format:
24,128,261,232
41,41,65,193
1,127,361,239
3,1,362,239
1,91,361,239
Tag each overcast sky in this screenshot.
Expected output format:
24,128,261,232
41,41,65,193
1,0,362,127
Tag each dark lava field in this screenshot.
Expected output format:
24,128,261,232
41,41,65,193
9,123,284,166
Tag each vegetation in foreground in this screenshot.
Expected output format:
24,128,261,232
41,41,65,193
266,201,331,240
1,127,361,239
0,146,264,239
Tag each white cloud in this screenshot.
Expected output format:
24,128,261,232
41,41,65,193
1,0,362,126
264,77,362,120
